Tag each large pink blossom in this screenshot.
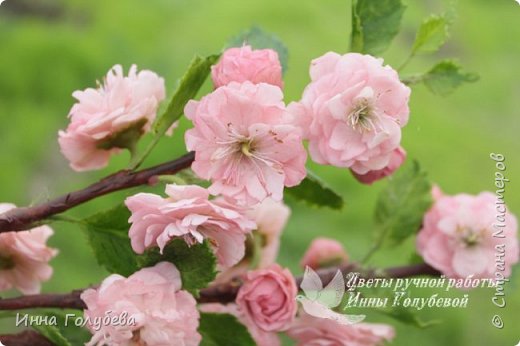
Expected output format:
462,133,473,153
236,264,298,332
287,311,395,346
289,52,410,175
417,189,519,280
58,65,165,171
81,262,200,346
125,184,256,268
211,45,283,88
351,146,406,184
300,237,348,270
200,303,280,346
0,203,58,295
185,82,307,205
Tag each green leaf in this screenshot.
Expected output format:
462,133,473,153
32,324,71,346
373,161,432,246
376,306,440,328
350,0,406,55
199,313,255,346
138,238,217,295
422,60,479,96
411,15,449,55
44,312,92,345
81,204,139,276
286,171,343,210
153,54,219,135
228,26,289,73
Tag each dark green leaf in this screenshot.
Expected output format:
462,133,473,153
81,204,138,276
374,161,432,246
411,15,449,55
199,313,255,346
138,239,217,295
153,54,219,135
32,324,71,346
350,0,406,55
228,26,289,73
286,171,343,210
422,60,479,96
44,312,92,345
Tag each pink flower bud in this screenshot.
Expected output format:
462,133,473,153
236,264,297,332
300,237,348,270
351,146,406,184
211,45,283,88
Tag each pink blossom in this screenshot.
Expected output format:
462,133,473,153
417,190,519,280
58,65,165,171
125,184,256,268
351,146,406,184
81,262,200,346
236,264,298,332
287,311,395,346
200,303,280,346
0,203,58,295
185,82,307,205
300,237,348,270
289,52,410,175
211,45,283,88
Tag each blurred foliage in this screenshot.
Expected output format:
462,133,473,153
0,0,519,345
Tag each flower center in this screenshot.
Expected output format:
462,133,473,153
240,141,254,157
458,228,481,247
0,255,15,270
347,98,377,132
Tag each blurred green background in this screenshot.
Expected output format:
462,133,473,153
0,0,519,345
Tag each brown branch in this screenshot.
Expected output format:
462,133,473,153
0,330,54,346
0,263,440,310
0,152,195,233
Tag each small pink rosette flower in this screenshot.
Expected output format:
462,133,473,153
300,237,348,270
417,190,519,280
211,45,283,88
125,184,256,268
185,81,307,205
289,52,410,175
0,203,58,295
236,264,298,332
58,65,165,171
287,311,395,346
351,146,406,184
81,262,200,346
200,303,280,346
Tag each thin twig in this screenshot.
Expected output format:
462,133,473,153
0,152,195,233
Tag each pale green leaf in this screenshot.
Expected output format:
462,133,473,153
412,15,449,55
286,171,343,210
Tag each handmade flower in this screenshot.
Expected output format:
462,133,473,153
81,262,200,346
211,45,283,88
185,81,307,205
417,189,519,280
287,311,395,346
0,203,58,295
289,52,410,175
58,64,165,171
125,184,256,268
300,237,348,269
200,303,280,346
236,264,297,332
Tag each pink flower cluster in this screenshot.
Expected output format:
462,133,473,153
211,45,284,88
290,52,410,182
59,65,165,171
125,184,256,268
81,262,200,346
417,189,519,280
185,81,307,205
0,203,58,295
